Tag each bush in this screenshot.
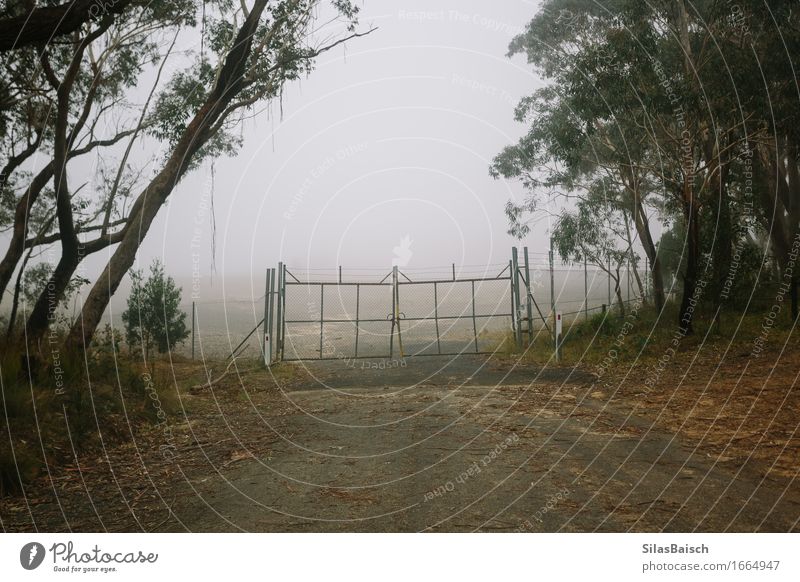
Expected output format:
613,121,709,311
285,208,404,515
122,259,190,360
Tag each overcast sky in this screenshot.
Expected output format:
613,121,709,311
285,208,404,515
103,0,550,299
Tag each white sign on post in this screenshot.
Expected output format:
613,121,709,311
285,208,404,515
264,334,271,366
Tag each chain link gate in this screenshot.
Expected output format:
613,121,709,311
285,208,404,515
261,255,537,363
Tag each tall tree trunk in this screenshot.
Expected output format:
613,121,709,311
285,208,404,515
0,165,53,303
65,0,270,351
613,267,625,315
632,198,666,310
20,19,111,350
25,67,81,349
25,248,82,347
620,164,663,308
631,255,645,298
711,152,731,332
679,178,700,335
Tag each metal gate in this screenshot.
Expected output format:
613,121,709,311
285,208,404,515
261,259,527,363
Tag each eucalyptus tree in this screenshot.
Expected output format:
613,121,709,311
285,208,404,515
493,0,775,332
725,1,800,317
0,0,369,355
63,0,370,351
552,188,630,315
490,86,666,309
0,1,194,347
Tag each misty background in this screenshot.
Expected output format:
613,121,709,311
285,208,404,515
115,0,548,304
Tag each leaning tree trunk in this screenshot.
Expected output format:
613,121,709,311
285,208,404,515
65,0,270,351
24,245,82,348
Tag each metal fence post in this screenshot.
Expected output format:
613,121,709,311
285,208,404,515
549,238,556,355
276,261,284,361
511,247,522,349
584,257,588,321
354,283,360,358
191,300,196,360
508,259,516,343
471,279,478,352
627,255,631,302
433,281,441,354
319,283,324,359
390,266,397,358
262,269,271,367
523,246,533,343
268,268,275,363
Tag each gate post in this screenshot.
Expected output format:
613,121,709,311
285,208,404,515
263,268,276,367
276,261,284,361
511,247,522,349
508,259,517,343
549,237,557,356
268,269,272,368
390,265,397,358
523,246,533,343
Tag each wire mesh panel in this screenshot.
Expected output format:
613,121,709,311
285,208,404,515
397,276,513,356
188,300,262,359
279,271,512,361
282,281,393,360
352,283,394,358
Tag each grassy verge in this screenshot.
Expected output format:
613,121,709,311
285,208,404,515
0,344,194,497
500,299,799,369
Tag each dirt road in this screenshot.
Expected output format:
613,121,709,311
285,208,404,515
163,356,799,532
3,355,798,532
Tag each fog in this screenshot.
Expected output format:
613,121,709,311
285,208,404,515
115,0,548,302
